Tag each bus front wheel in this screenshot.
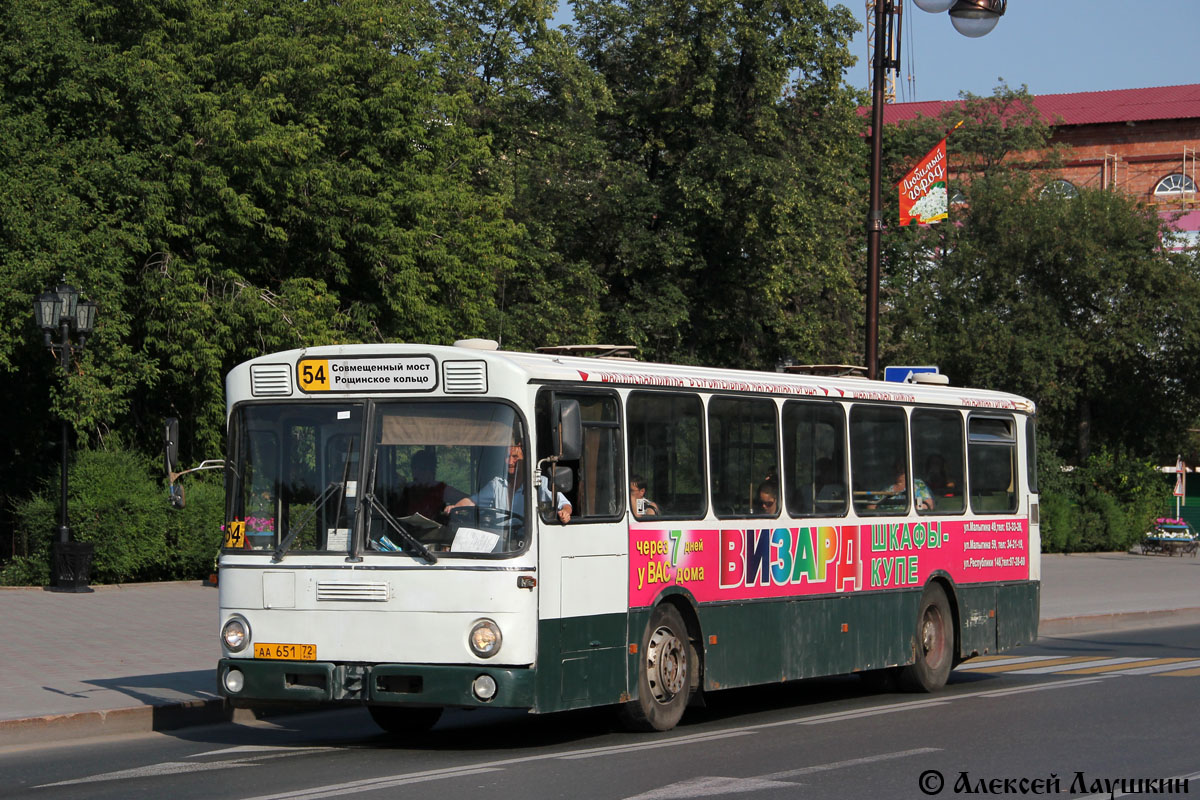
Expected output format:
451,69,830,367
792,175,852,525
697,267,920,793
900,583,953,692
621,603,692,731
368,705,443,737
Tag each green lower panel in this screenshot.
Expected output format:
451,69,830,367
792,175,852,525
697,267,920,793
535,613,629,714
996,580,1040,648
956,584,999,657
692,591,922,691
218,658,535,710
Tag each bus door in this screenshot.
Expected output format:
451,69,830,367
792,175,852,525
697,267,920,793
535,390,629,711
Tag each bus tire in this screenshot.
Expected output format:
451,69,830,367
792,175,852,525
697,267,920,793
900,583,953,692
367,705,443,737
621,603,691,731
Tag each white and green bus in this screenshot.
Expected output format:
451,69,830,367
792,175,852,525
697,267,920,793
215,341,1039,732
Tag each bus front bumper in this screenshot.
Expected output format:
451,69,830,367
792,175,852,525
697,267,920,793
217,658,535,709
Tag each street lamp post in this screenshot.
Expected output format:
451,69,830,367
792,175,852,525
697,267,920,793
864,0,1006,380
33,283,98,592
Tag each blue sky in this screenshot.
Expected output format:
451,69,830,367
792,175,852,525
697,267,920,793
550,1,1197,101
841,0,1198,101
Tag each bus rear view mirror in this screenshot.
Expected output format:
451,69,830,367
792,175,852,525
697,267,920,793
552,399,582,461
551,465,574,494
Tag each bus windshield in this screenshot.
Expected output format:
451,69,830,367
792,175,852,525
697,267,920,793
226,400,530,558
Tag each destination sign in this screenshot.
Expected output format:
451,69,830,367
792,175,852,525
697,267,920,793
296,355,437,393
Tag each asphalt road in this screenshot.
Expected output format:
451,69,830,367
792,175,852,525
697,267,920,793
4,624,1198,800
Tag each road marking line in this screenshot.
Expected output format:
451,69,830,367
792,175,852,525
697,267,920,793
761,747,941,780
957,656,1094,673
974,676,1110,697
1117,658,1200,675
1154,666,1200,676
621,748,942,800
1018,657,1146,674
558,729,756,759
955,655,1067,670
1055,657,1191,675
621,775,798,800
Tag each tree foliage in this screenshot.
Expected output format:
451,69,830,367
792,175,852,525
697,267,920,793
2,3,1198,570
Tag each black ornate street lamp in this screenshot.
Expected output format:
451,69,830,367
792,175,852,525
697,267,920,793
864,0,1005,380
33,282,98,591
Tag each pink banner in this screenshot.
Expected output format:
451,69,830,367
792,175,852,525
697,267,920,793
629,519,1029,607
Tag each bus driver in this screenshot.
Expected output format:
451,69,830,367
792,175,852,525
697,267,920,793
444,443,572,524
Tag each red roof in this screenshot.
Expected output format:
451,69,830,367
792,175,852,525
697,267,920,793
879,84,1200,127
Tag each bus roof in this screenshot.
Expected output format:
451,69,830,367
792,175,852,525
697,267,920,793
226,342,1036,416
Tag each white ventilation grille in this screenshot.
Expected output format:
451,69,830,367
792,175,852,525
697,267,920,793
442,360,488,394
316,581,390,602
250,364,292,396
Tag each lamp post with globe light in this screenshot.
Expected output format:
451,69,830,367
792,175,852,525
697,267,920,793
33,283,98,591
864,0,1006,380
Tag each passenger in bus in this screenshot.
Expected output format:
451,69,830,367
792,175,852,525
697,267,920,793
922,454,957,498
870,463,934,511
444,443,572,523
399,448,466,520
754,482,780,516
630,475,660,517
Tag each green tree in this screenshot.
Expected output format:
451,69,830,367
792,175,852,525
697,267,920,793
883,88,1200,464
0,0,522,545
572,0,865,367
435,0,612,348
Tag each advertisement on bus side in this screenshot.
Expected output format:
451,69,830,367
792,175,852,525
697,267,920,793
628,519,1029,607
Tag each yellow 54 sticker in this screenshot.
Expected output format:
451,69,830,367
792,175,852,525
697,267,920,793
297,359,330,391
224,520,246,549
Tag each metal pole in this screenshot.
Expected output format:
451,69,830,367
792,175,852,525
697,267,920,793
865,0,891,381
58,319,71,544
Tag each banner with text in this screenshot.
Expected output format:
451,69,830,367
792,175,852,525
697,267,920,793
899,138,948,226
628,518,1029,607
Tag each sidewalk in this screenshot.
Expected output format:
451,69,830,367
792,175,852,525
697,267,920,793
2,553,1198,747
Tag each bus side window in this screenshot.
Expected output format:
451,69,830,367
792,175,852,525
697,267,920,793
627,392,706,519
783,400,847,517
537,392,623,520
708,396,778,518
911,409,965,514
968,416,1018,513
849,405,908,516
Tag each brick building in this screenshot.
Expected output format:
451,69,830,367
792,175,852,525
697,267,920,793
883,83,1200,248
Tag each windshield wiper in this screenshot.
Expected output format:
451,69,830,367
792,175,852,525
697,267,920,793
274,438,356,563
363,492,438,564
361,447,437,564
273,482,343,562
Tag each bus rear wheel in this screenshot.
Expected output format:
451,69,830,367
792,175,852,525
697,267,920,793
368,705,443,737
621,603,692,731
900,583,953,692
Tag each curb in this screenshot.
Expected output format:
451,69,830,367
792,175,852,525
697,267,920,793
0,699,250,749
1038,607,1200,637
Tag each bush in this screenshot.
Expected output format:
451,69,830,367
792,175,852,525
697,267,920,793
1038,446,1170,553
3,442,224,585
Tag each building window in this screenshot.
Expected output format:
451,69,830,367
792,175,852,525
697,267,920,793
1040,179,1078,199
1154,173,1196,197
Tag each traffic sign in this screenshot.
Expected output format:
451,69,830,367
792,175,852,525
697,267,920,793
883,366,940,383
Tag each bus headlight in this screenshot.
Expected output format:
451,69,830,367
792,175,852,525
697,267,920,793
222,616,250,652
468,619,502,658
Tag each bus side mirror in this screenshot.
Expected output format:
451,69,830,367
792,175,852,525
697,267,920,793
552,399,582,461
551,465,574,494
